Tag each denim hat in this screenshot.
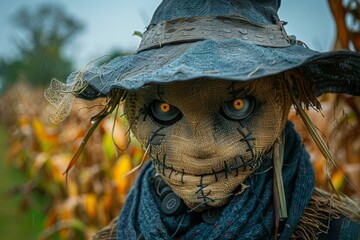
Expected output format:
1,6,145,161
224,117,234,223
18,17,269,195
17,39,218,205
67,0,360,100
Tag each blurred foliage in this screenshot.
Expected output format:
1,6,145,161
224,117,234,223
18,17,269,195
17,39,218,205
289,95,360,199
288,0,360,199
329,0,360,50
0,4,83,92
95,49,132,67
0,126,45,239
0,82,144,239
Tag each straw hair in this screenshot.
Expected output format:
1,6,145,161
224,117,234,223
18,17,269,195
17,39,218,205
284,70,360,222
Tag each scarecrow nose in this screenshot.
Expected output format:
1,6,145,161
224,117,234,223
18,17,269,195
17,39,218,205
187,113,218,145
194,148,217,159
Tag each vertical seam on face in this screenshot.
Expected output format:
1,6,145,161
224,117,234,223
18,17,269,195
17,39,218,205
181,169,185,184
236,126,256,161
212,168,219,181
224,161,231,179
148,126,165,146
228,81,237,99
169,163,175,179
139,104,149,122
155,153,161,173
162,154,167,176
195,176,213,205
156,85,166,102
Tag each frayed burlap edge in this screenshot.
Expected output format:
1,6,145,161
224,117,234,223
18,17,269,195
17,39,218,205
92,218,118,240
283,69,321,111
291,188,360,239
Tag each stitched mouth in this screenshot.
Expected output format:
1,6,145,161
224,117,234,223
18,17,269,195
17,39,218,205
151,155,263,180
148,124,264,178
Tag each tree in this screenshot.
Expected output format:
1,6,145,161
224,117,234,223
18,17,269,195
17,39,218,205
0,4,83,91
328,0,360,50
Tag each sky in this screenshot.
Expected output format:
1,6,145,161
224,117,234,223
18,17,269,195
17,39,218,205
0,0,335,68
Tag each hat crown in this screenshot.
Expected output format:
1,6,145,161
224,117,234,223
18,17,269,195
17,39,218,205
150,0,281,26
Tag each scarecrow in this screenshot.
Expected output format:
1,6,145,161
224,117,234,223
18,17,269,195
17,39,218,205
47,0,360,239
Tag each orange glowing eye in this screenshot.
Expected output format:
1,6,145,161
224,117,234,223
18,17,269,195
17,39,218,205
233,99,244,110
221,97,255,120
150,100,183,125
160,103,170,113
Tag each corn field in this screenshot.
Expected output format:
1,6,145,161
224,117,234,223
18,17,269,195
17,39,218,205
0,82,144,239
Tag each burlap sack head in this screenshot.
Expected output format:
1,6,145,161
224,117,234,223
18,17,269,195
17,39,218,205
125,76,291,210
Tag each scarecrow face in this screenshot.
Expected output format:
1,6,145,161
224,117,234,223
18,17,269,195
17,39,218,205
125,77,291,210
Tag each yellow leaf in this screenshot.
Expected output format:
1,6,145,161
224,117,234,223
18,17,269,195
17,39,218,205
83,193,97,219
44,207,57,228
102,133,116,161
67,178,79,197
112,155,132,195
18,116,29,127
32,118,57,151
49,154,71,183
332,168,345,191
102,186,113,213
102,118,129,152
130,146,145,166
33,118,47,140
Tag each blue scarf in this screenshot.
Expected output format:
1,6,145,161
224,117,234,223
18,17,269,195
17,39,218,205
117,122,315,239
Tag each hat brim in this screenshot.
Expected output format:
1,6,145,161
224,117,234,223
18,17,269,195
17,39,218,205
68,39,360,100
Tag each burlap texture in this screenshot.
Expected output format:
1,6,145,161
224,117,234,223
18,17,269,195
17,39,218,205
125,77,291,209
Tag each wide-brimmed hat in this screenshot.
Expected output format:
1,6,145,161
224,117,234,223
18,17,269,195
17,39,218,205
67,0,360,100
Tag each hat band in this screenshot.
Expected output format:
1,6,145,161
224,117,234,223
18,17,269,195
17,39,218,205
138,16,291,52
